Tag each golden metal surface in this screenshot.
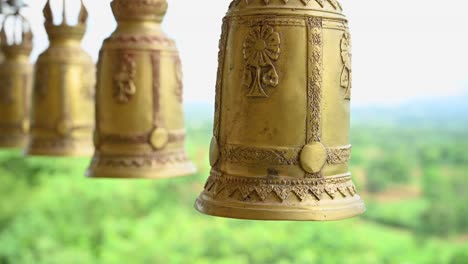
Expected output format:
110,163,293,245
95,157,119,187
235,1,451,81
0,14,33,149
86,0,196,179
196,0,365,221
26,0,95,156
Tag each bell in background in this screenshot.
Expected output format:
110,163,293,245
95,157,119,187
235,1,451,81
196,0,365,221
86,0,196,179
26,0,95,156
0,13,33,149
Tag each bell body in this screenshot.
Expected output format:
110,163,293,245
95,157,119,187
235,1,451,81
0,49,33,148
196,0,365,220
86,0,196,178
26,30,95,156
27,0,95,156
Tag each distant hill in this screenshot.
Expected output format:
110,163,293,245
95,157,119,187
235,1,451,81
352,93,468,128
185,92,468,129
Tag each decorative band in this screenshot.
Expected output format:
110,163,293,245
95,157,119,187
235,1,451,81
91,150,189,168
106,35,176,47
0,124,23,130
28,137,92,149
221,144,351,166
31,124,93,131
203,170,357,202
99,131,186,144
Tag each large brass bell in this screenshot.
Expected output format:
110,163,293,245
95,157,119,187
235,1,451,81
25,0,95,156
0,13,33,149
86,0,196,179
196,0,365,221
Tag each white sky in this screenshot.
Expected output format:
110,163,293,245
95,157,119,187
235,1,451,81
22,0,468,106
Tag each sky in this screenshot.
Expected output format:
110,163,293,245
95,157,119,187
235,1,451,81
20,0,468,106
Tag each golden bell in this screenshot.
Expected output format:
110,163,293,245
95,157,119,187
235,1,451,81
86,0,196,179
195,0,365,221
0,13,33,149
25,0,95,156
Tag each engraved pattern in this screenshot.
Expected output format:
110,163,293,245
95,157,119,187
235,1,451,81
91,151,190,168
222,145,298,165
307,17,323,143
243,25,281,98
28,137,93,151
114,53,136,103
151,51,162,126
213,20,229,138
231,16,306,27
168,131,186,142
174,56,183,103
230,0,343,11
327,145,351,165
100,131,185,144
221,145,351,165
203,170,357,202
340,31,352,100
107,35,175,46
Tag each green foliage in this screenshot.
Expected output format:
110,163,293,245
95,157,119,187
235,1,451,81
418,165,468,237
363,199,428,230
0,110,467,263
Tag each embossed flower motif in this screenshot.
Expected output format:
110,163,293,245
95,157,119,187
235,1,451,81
243,26,280,68
341,32,352,69
243,25,281,98
340,32,352,100
114,53,137,103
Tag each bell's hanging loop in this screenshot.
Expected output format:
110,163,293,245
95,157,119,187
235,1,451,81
195,0,365,221
0,11,33,149
25,0,96,156
86,0,196,179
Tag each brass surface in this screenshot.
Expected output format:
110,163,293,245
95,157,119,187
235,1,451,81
0,14,33,149
86,0,196,179
26,0,95,156
196,0,365,221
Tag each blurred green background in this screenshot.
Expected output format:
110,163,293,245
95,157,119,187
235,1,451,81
0,95,467,264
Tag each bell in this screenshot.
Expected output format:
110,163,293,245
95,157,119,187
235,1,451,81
0,13,33,149
25,0,95,156
195,0,365,221
86,0,196,179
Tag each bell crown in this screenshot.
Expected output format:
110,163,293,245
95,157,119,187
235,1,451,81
0,13,33,56
228,0,344,16
111,0,168,23
43,0,88,41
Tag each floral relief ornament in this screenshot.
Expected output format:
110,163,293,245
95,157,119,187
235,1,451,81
243,25,281,98
340,31,352,100
114,53,137,103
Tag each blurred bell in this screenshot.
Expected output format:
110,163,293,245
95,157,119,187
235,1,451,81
26,0,95,156
195,0,365,221
86,0,196,179
0,13,33,148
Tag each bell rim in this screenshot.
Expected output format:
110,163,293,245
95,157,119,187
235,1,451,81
195,193,365,221
25,139,95,157
0,137,29,149
24,150,94,158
